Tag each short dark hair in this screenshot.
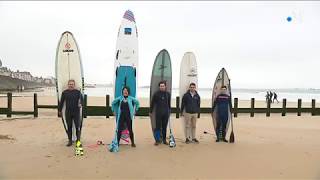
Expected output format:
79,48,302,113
68,79,75,84
189,82,196,87
158,81,166,87
122,86,130,95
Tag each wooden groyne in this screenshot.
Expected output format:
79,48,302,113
0,93,319,118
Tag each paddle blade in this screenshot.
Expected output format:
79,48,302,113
229,131,235,143
169,135,176,148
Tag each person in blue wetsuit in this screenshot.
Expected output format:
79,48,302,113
212,86,232,143
110,86,139,151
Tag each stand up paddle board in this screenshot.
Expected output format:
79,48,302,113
113,10,138,144
55,31,84,141
211,68,232,139
150,49,172,141
179,52,198,139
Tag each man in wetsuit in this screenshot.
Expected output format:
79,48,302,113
212,86,231,143
58,79,83,147
150,81,171,146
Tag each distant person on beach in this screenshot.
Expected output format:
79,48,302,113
181,82,201,144
111,86,139,148
149,81,171,146
265,91,270,103
58,79,83,147
269,91,273,103
273,92,279,103
212,86,232,142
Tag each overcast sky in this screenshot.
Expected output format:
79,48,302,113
0,1,319,89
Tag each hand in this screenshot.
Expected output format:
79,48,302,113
78,104,82,108
58,111,62,117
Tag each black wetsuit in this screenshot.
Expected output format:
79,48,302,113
150,91,171,142
117,98,134,144
58,89,83,141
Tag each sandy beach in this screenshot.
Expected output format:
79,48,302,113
0,96,320,179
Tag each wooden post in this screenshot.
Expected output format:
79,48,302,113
106,95,110,118
176,96,180,118
282,99,287,116
312,99,316,116
234,98,238,117
83,94,87,118
7,93,12,118
266,99,271,117
297,99,302,116
250,98,255,117
33,93,38,118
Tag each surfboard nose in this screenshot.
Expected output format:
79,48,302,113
62,31,73,36
123,10,135,22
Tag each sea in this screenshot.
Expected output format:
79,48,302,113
83,87,320,102
2,86,320,103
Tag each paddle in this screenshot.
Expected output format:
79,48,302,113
228,79,235,143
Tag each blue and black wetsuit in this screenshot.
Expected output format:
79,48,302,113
116,97,134,144
58,89,83,142
212,93,231,139
150,90,171,142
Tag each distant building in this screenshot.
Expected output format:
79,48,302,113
0,60,54,85
11,70,33,81
0,66,12,76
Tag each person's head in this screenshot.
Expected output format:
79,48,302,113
220,86,227,94
67,79,75,90
189,82,196,93
159,81,167,92
122,86,130,97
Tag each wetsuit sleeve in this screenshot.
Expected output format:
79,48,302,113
229,96,232,112
198,94,201,109
168,92,171,110
212,95,219,110
150,93,156,113
58,91,65,112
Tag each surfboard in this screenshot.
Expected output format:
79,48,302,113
211,68,232,139
150,49,172,141
179,52,198,139
55,31,84,141
113,10,138,144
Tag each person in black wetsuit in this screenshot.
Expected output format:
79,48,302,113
212,86,232,143
149,81,171,146
58,79,83,147
111,86,140,148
